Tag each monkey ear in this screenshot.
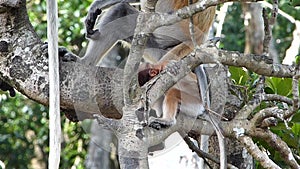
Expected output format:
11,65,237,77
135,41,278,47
149,68,159,78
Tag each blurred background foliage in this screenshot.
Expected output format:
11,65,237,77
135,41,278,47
0,0,299,168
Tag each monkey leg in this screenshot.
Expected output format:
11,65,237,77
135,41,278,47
149,88,180,130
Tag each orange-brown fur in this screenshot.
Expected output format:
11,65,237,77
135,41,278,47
139,0,215,128
159,2,216,62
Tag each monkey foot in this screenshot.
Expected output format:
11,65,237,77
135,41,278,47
149,122,162,130
149,121,172,130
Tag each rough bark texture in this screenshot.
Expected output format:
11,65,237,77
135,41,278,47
0,0,125,120
1,0,300,168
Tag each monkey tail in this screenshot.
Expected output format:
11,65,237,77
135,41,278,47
195,65,227,169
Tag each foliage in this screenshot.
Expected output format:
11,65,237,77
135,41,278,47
220,3,245,52
0,93,48,168
1,0,299,168
27,0,93,55
229,64,300,168
221,2,299,62
0,93,90,168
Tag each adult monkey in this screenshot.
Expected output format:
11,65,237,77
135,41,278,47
80,1,226,168
82,0,215,65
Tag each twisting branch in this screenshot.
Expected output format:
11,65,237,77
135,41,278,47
251,129,300,169
235,76,265,119
262,0,278,55
183,136,238,169
143,0,158,12
264,94,293,105
250,107,284,127
236,135,281,169
259,1,300,65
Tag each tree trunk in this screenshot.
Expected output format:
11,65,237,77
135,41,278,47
85,121,119,169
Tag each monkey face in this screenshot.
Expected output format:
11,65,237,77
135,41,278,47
138,68,160,86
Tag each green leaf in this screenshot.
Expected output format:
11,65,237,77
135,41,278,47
295,55,300,65
290,0,300,6
229,66,250,85
265,77,292,96
292,123,300,136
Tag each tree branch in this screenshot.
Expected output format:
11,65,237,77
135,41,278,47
251,128,300,169
236,135,281,169
250,107,284,127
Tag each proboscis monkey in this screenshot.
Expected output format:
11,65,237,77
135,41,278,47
81,0,215,125
81,1,226,168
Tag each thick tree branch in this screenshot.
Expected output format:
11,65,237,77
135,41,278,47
1,1,299,169
264,94,293,105
144,47,295,115
236,135,281,169
250,107,284,127
251,128,300,169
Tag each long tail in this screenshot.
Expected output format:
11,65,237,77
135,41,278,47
195,65,227,169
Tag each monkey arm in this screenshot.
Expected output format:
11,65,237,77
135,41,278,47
81,3,139,65
85,0,138,39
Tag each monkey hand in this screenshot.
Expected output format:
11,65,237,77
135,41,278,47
85,8,102,39
41,42,78,62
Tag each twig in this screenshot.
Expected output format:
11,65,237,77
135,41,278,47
250,107,284,127
183,136,214,169
207,108,228,121
264,94,293,105
262,0,278,55
143,0,158,12
235,76,265,119
183,136,238,169
251,129,300,169
236,135,281,169
188,0,199,49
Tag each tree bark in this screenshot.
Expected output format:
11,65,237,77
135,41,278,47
0,0,125,120
1,0,299,168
